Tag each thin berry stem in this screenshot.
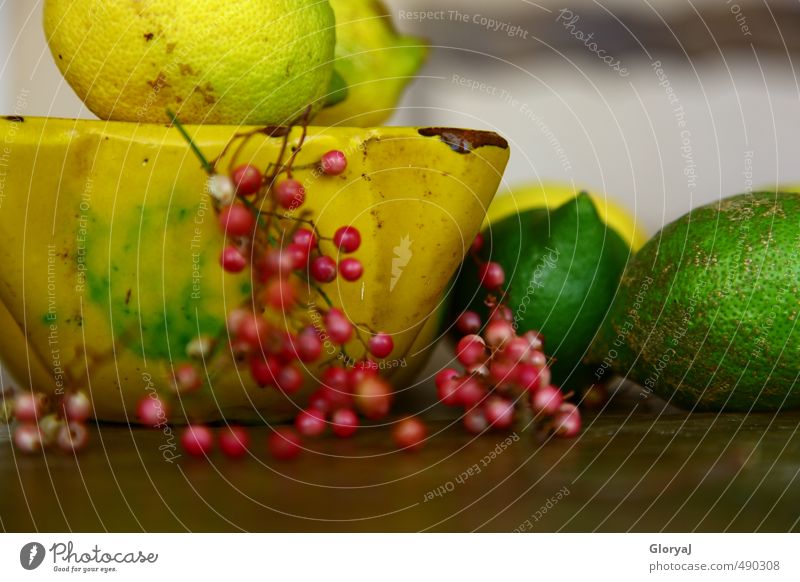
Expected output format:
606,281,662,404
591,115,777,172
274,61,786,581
167,109,215,175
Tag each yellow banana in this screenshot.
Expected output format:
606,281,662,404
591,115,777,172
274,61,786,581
0,116,508,422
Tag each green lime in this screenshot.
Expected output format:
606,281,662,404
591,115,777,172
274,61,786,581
589,191,800,411
453,192,631,389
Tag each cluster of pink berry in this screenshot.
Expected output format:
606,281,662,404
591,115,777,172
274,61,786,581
438,234,582,438
135,365,425,461
7,390,92,453
132,131,413,461
216,150,363,285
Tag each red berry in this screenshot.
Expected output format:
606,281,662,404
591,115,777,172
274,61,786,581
435,368,459,390
437,378,461,406
236,313,268,349
553,403,581,438
226,308,248,333
295,408,327,437
56,421,89,452
285,243,310,269
490,305,513,322
273,330,299,362
275,179,305,209
268,427,302,461
231,164,262,196
13,423,42,453
219,425,250,459
393,417,427,452
181,425,214,457
220,246,247,273
457,376,487,409
354,375,393,420
320,367,354,409
479,262,505,290
276,365,303,394
339,258,363,281
249,355,282,388
294,330,322,363
455,334,486,367
531,385,563,416
463,408,489,434
484,397,515,429
319,385,354,409
293,228,316,252
488,359,517,387
13,392,46,422
219,204,255,237
321,150,348,175
173,363,202,394
62,391,92,422
471,232,485,254
259,249,294,280
137,395,169,428
502,337,531,362
331,408,359,438
325,309,353,344
308,389,331,414
522,330,544,351
322,366,350,392
311,255,337,283
516,364,549,393
526,350,547,368
264,278,298,312
333,226,361,253
483,319,514,348
348,360,379,391
455,310,481,335
368,332,394,359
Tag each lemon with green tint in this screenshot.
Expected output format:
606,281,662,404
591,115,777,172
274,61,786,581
44,0,335,125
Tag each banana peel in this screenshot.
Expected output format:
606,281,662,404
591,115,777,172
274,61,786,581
315,0,428,127
0,116,508,422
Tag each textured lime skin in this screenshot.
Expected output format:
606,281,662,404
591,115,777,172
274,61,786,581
454,193,630,389
589,191,800,411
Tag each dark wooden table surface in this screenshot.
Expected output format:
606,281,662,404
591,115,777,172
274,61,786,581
3,380,799,532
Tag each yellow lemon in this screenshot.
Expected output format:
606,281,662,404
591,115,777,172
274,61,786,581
486,182,648,251
314,0,427,127
44,0,335,125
